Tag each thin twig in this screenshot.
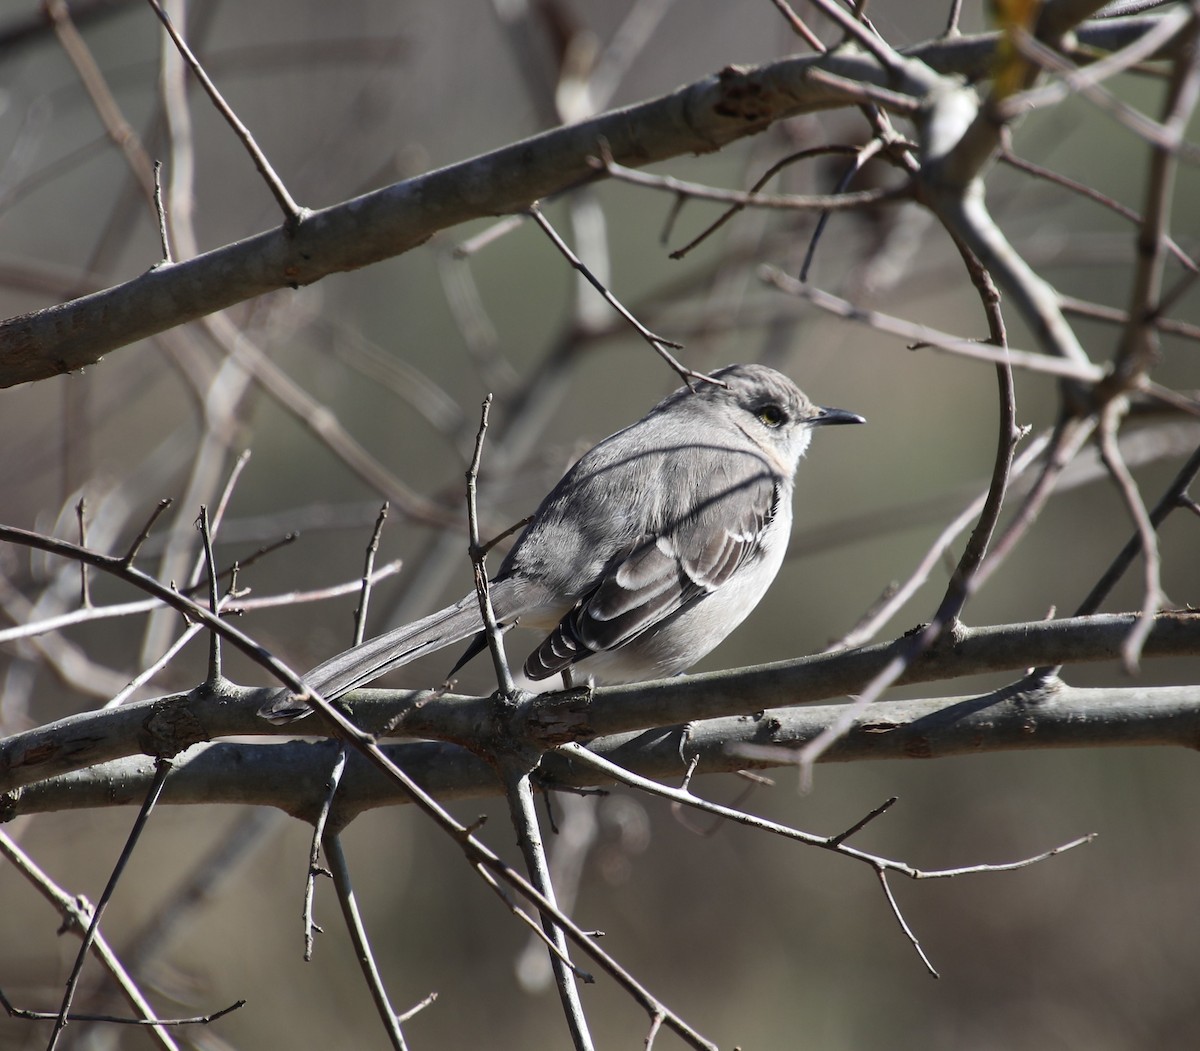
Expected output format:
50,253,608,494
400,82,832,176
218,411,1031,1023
480,515,534,558
767,0,826,52
47,758,174,1051
669,144,860,260
556,743,1092,974
526,203,712,387
186,449,251,591
1157,255,1200,317
973,415,1101,591
1060,294,1200,344
828,796,898,848
804,66,923,114
802,0,911,78
0,987,243,1026
0,830,181,1051
466,395,517,697
104,622,202,708
453,214,527,258
999,146,1198,274
943,0,966,37
473,862,595,977
44,0,157,210
1074,440,1200,619
762,268,1105,382
1095,403,1165,670
189,531,299,592
304,745,346,961
645,1010,666,1051
0,561,401,646
502,763,597,1051
119,809,279,976
583,0,681,117
143,0,304,224
323,831,409,1051
75,496,90,608
195,506,222,683
122,499,173,566
875,870,939,978
592,149,907,212
152,159,172,263
354,503,390,646
800,137,889,281
395,991,439,1025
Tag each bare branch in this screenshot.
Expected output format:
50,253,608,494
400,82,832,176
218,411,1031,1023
0,987,243,1027
501,762,597,1051
47,758,173,1051
0,830,182,1051
353,503,390,647
527,204,713,385
144,0,304,224
303,745,345,961
5,610,1200,799
1096,406,1164,669
554,742,1091,972
323,831,410,1051
761,269,1105,382
0,16,1170,387
592,148,908,212
10,682,1200,821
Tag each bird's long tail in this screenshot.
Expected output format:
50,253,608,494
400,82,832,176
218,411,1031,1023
257,585,510,723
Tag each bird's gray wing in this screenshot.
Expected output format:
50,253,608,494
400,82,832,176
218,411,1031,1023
524,471,780,679
258,579,529,723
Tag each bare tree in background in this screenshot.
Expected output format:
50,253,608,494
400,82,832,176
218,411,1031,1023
1,1,1199,1048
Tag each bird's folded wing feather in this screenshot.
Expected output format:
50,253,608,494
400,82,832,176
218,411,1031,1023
525,473,779,679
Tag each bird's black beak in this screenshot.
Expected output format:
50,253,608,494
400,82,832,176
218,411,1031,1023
813,406,866,426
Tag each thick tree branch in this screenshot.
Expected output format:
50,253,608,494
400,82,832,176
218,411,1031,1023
0,15,1173,387
6,681,1198,822
2,611,1198,797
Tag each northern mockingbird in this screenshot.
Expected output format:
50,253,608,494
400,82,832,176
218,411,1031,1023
259,363,863,722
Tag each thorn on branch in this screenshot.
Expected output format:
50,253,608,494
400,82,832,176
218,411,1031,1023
152,158,172,264
122,498,173,566
395,990,439,1024
195,506,222,683
354,502,390,647
75,496,90,608
829,796,899,847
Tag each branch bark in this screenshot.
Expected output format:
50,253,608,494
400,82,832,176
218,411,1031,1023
3,610,1198,801
6,680,1198,823
0,15,1173,387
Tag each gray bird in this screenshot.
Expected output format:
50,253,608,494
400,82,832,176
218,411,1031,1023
259,363,863,722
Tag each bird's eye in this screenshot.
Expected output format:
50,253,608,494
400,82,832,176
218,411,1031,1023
756,403,786,428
